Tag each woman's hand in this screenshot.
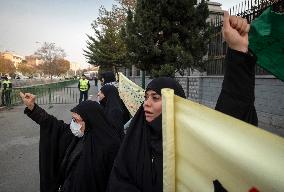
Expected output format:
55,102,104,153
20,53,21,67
222,11,250,53
19,92,36,111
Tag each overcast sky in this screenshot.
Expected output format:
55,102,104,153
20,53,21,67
0,0,243,69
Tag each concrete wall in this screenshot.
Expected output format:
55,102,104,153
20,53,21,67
128,75,284,137
254,77,284,136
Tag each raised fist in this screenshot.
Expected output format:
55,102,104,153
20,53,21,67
222,11,250,53
19,92,36,111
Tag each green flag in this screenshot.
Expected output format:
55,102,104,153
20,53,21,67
249,6,284,81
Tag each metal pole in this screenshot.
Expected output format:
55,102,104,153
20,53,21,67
48,88,51,104
141,70,145,89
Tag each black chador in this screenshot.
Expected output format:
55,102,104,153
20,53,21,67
24,100,120,192
100,85,126,137
107,77,186,192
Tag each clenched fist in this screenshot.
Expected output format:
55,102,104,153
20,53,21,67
222,11,250,53
19,92,36,111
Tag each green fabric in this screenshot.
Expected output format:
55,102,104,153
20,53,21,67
249,6,284,81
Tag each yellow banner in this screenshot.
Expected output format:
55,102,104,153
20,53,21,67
162,88,284,192
118,72,145,116
118,74,284,191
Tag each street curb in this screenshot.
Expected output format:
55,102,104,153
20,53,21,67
0,106,6,111
0,106,14,111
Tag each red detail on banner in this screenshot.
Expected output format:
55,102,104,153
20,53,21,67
249,187,260,192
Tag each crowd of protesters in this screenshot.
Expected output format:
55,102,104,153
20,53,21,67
19,12,268,192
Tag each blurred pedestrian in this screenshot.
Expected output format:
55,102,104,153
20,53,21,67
2,76,12,106
0,76,4,106
94,76,98,86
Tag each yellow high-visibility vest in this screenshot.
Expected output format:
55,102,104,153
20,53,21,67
2,80,12,91
79,79,89,91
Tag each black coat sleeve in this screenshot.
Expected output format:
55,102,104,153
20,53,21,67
215,48,258,126
24,104,74,192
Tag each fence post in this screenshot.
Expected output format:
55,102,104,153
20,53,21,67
186,77,189,98
48,88,51,104
141,71,145,89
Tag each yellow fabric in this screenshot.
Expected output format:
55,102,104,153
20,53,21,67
117,74,284,191
162,89,176,192
118,72,145,116
162,88,284,192
79,79,89,91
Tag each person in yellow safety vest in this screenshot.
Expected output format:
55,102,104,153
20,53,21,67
0,76,4,106
78,74,90,103
2,76,12,106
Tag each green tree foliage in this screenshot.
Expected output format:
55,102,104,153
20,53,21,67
116,0,136,12
84,23,127,70
124,0,210,77
84,0,136,73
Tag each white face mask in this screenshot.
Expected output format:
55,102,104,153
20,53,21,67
70,119,84,137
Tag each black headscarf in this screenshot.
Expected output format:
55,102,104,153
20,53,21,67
61,100,121,192
70,100,120,145
100,71,131,125
100,85,125,137
101,71,116,85
146,77,186,98
107,77,185,192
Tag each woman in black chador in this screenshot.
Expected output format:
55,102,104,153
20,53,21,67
19,95,120,192
98,84,126,138
107,11,258,192
100,71,116,86
107,77,186,192
99,71,131,126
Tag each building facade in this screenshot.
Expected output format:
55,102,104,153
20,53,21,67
1,52,24,69
25,55,44,66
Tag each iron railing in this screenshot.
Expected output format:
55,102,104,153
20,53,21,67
10,87,80,105
206,0,283,75
4,80,79,106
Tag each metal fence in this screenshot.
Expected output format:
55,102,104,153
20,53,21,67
10,87,80,105
128,75,204,101
206,0,283,75
3,80,79,106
